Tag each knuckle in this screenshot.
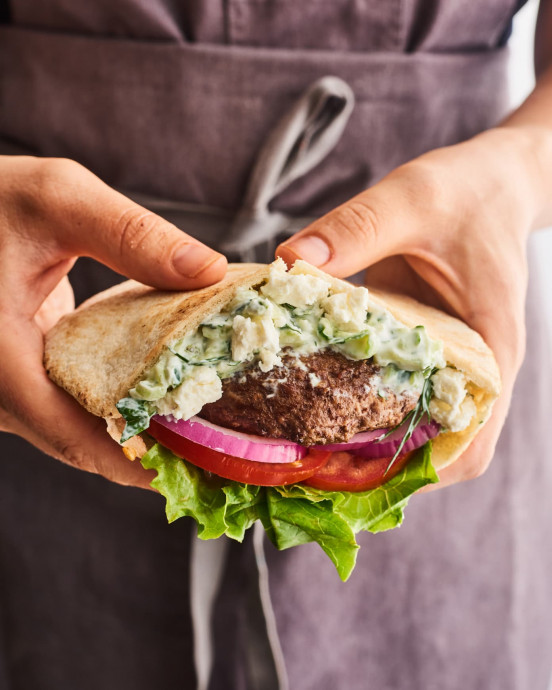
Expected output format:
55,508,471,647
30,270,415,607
22,158,88,216
34,157,86,191
57,441,92,473
41,156,82,178
331,200,380,250
396,158,451,218
60,443,117,482
114,208,173,262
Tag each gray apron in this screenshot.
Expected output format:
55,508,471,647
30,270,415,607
1,2,551,689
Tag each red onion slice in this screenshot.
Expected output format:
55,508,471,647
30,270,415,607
313,428,387,452
352,420,440,459
152,414,307,464
315,419,440,458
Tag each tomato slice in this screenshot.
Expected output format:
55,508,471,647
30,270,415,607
148,418,331,486
302,450,414,492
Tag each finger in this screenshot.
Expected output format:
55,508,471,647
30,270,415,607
15,157,228,290
0,319,156,490
276,171,425,277
3,404,157,490
34,275,75,334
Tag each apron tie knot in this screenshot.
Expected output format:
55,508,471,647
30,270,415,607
221,75,354,262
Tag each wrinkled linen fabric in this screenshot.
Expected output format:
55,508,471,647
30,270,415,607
1,2,551,689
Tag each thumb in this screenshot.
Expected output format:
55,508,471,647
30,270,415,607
36,158,227,290
276,175,421,277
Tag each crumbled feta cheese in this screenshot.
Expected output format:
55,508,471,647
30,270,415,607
261,257,330,308
429,395,477,433
429,366,475,431
256,315,282,371
431,367,467,409
230,314,255,363
288,355,308,372
231,314,281,372
155,366,222,420
266,300,287,328
308,373,321,387
322,286,370,331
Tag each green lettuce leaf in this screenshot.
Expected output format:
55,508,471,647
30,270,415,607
141,441,438,581
141,444,264,541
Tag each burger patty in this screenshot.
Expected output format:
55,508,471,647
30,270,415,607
199,350,419,446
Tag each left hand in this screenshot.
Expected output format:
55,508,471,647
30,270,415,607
0,156,227,489
276,127,541,489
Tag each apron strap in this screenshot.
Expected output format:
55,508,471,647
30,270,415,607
190,526,290,690
248,522,289,690
190,535,230,690
220,75,354,262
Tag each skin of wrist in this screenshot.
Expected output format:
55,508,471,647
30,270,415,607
397,128,537,250
481,124,552,232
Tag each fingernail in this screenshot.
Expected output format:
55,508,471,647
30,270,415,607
173,244,221,278
281,235,331,267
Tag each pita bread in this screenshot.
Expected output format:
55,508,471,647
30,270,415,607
44,260,500,471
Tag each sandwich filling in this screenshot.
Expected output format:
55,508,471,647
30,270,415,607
117,259,476,443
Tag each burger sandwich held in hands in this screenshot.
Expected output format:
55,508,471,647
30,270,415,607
44,259,500,580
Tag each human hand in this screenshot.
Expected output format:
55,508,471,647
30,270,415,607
277,128,542,489
0,156,227,489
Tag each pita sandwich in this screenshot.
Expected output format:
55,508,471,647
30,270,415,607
45,259,500,470
44,259,500,580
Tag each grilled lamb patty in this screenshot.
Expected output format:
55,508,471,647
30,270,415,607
200,350,419,446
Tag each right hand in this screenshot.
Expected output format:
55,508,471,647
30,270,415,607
277,128,536,490
0,156,227,489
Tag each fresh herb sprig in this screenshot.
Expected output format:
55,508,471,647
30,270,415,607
381,368,437,472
